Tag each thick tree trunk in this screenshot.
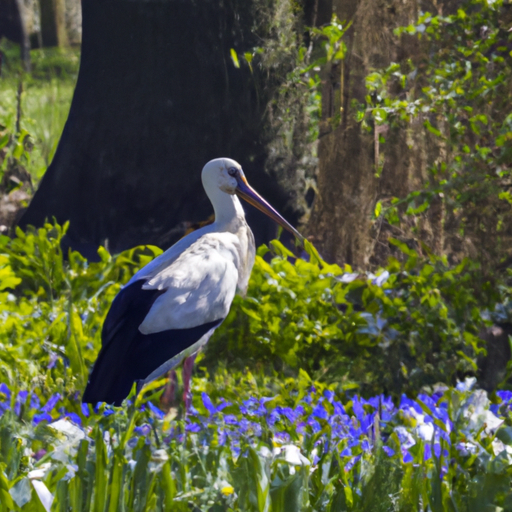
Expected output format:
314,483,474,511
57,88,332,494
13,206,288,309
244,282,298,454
20,0,298,257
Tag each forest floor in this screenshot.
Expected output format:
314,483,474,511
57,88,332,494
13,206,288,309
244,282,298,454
0,42,78,233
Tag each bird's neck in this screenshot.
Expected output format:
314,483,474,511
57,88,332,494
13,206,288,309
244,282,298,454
211,191,246,229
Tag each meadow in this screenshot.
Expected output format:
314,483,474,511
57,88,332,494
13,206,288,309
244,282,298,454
1,37,512,511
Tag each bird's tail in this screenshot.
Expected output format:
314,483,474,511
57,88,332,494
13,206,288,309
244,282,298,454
82,344,135,406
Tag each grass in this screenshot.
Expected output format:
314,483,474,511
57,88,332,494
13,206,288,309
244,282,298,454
0,41,79,180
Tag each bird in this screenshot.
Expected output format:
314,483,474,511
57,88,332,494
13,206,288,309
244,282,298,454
82,158,304,406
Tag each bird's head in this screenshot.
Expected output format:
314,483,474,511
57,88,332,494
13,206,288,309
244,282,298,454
202,157,244,195
202,158,304,244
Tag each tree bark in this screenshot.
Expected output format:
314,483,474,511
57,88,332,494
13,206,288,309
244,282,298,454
39,0,68,47
308,0,421,266
20,0,299,257
0,0,31,70
307,0,448,267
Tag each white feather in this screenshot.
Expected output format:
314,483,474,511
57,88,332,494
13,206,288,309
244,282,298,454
128,223,216,285
139,233,241,333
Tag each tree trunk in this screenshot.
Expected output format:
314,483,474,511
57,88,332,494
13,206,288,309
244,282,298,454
0,0,31,70
39,0,68,47
307,0,445,267
20,0,299,258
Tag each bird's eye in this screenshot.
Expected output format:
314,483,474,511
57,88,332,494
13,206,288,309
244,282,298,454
228,167,238,177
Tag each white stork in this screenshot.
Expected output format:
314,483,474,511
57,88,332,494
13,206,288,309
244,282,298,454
82,158,303,406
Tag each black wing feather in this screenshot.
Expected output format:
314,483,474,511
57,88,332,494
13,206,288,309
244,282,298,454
82,280,221,406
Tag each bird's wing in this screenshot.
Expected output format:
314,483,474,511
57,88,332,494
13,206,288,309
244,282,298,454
127,223,214,285
82,232,240,406
139,232,240,332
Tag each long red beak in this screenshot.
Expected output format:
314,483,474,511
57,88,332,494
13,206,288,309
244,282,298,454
235,175,304,244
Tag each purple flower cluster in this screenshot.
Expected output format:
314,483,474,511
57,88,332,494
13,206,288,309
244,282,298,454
2,380,512,476
0,385,84,426
179,389,447,468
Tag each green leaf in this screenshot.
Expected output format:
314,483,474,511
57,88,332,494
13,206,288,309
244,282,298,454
374,201,382,218
424,120,442,138
0,134,9,150
230,48,240,68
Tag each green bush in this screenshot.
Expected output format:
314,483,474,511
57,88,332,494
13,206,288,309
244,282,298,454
207,239,501,397
0,223,506,399
0,223,160,397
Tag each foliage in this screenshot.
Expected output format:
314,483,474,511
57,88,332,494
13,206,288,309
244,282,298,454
0,221,509,509
363,0,512,268
0,223,506,405
208,239,501,397
2,372,512,510
0,223,161,393
0,43,78,181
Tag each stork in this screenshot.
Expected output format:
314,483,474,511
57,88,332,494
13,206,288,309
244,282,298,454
82,158,303,406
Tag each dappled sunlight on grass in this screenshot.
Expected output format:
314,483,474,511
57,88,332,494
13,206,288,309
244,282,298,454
0,43,79,181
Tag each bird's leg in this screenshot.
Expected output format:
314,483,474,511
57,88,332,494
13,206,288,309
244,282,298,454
160,370,178,409
182,354,197,412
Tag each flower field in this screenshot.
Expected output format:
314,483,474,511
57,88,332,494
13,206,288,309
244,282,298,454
2,376,512,510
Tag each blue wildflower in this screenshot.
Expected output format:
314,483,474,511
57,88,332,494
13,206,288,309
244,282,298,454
267,409,280,427
497,390,512,404
303,394,313,405
239,418,250,433
279,407,297,423
33,412,53,425
42,393,61,413
224,414,238,425
148,402,165,419
230,441,241,458
30,393,41,410
352,397,365,420
295,404,305,416
14,390,28,415
348,438,359,448
185,422,201,433
308,418,322,433
333,401,346,417
344,454,361,472
202,392,216,415
134,424,152,436
47,352,58,369
382,446,395,457
490,403,500,415
0,383,11,400
366,396,380,409
251,422,262,437
324,390,335,403
402,451,413,463
65,412,82,426
312,403,329,420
